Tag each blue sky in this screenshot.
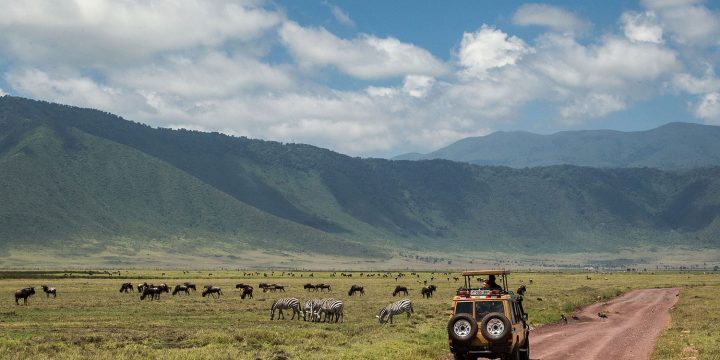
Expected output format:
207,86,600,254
0,0,718,157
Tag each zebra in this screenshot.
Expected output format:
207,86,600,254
303,299,323,321
270,297,302,320
317,298,344,323
377,299,413,324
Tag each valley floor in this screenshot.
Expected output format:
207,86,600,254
0,270,717,359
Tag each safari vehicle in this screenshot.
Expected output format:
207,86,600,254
447,270,529,360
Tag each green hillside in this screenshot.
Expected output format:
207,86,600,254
394,123,720,169
1,96,719,265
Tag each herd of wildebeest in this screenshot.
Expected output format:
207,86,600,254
12,271,451,324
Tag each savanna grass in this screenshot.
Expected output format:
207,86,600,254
0,270,718,359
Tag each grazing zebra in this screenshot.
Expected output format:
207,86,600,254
172,285,190,296
317,298,344,323
270,297,302,320
348,285,364,296
14,287,35,305
41,285,57,298
392,285,409,297
304,299,323,321
202,287,223,298
420,285,437,298
377,299,413,324
119,283,134,293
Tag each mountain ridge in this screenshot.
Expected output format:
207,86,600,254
1,96,720,265
393,122,720,169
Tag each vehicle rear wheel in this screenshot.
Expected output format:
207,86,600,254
479,312,511,342
448,313,478,344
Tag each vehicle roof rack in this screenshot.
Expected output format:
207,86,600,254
461,269,510,276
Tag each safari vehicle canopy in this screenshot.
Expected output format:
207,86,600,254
460,269,509,292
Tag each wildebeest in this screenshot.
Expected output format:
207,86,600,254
183,282,197,292
137,282,149,292
202,286,223,298
172,285,190,296
240,286,253,299
140,287,161,301
420,285,437,298
316,283,331,292
393,285,409,297
41,285,57,298
157,283,170,293
303,283,317,291
119,283,134,293
348,285,364,296
14,287,35,305
262,284,286,292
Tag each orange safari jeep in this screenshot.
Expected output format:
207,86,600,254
447,270,529,360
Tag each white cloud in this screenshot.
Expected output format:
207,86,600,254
533,34,678,90
621,11,664,43
112,52,296,99
279,21,447,79
0,88,5,97
695,92,720,124
560,93,626,121
512,4,590,33
5,69,130,114
640,0,720,45
0,0,281,66
328,4,355,27
458,25,531,77
673,69,720,94
402,75,435,98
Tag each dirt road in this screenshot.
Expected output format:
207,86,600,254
529,287,679,360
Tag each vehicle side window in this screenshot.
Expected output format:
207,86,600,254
455,301,473,315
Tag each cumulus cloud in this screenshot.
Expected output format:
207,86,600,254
458,26,531,78
640,0,720,45
621,11,664,43
695,92,720,124
560,93,626,121
279,21,447,79
0,0,281,66
328,4,355,27
512,4,590,34
533,34,678,90
673,68,720,94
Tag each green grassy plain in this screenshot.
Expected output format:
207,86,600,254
0,270,718,359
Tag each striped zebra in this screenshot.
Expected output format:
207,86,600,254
317,298,344,323
377,299,413,324
270,297,302,320
304,299,323,322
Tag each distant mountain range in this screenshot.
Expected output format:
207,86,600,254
394,123,720,169
1,96,719,264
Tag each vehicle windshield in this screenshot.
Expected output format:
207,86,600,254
475,301,503,320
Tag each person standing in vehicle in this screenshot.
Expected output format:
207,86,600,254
482,275,502,290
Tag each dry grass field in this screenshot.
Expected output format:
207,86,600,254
0,270,718,359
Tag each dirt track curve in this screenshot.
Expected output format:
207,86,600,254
529,287,679,360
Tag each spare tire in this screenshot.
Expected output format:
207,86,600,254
448,313,478,344
480,312,511,342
